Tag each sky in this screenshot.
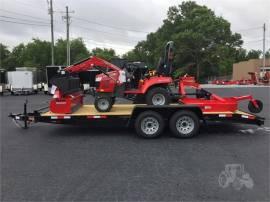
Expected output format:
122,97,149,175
0,0,270,55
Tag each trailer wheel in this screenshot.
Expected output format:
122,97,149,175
135,111,164,138
248,99,263,113
146,87,170,106
169,110,200,138
94,97,113,112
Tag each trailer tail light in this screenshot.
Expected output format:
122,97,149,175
51,116,71,119
29,116,35,122
87,115,107,119
241,115,255,119
218,114,233,118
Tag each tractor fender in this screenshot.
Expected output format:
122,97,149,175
140,76,173,94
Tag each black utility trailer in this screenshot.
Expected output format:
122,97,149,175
9,103,264,138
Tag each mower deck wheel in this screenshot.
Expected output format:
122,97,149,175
248,99,263,113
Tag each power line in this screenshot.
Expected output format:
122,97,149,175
73,24,143,42
73,17,149,34
72,33,136,46
0,8,49,22
244,39,263,44
7,0,47,12
234,26,263,33
0,19,49,26
0,15,50,25
70,33,135,51
80,37,134,51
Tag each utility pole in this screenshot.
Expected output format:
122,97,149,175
63,6,74,66
48,0,54,65
262,23,266,72
66,6,70,66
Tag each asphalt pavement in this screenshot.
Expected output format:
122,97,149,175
1,86,269,201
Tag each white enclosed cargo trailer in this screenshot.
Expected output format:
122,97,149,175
7,71,35,94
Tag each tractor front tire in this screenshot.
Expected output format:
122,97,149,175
146,87,170,106
94,97,113,112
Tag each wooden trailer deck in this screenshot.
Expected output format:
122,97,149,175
42,104,136,116
41,104,255,118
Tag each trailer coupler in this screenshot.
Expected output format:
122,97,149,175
9,100,35,129
9,113,30,129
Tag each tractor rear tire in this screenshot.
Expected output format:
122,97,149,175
248,99,263,113
94,97,113,112
146,87,170,106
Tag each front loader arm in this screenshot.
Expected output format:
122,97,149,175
64,56,121,73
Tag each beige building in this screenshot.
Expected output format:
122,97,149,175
233,58,270,80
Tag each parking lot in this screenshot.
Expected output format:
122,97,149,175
1,86,269,201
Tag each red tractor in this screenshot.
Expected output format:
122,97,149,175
50,42,176,113
49,41,263,115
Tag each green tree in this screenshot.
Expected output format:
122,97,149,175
70,38,90,63
55,38,90,65
91,47,117,61
0,43,11,69
54,39,66,65
266,49,270,59
23,38,51,67
3,39,51,69
234,48,247,62
4,43,26,70
124,1,243,80
246,50,262,60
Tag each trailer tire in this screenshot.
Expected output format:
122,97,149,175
146,87,170,106
135,111,164,138
248,99,263,113
169,110,200,138
94,96,113,112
